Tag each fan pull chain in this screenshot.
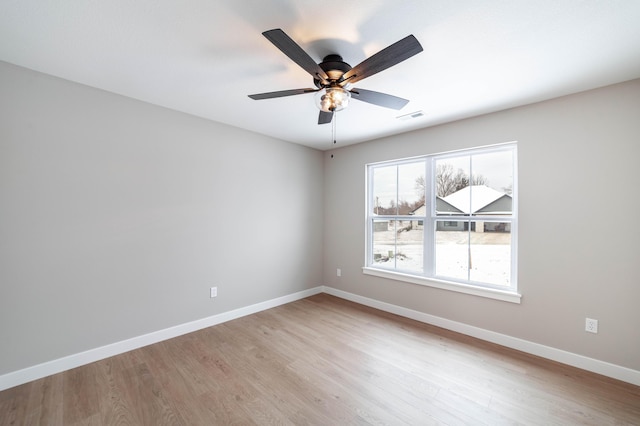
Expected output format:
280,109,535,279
332,111,337,145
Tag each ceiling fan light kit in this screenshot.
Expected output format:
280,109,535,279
315,87,351,112
249,29,423,126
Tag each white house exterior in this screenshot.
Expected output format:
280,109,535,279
435,185,512,232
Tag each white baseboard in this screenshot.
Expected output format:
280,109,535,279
3,285,638,391
322,286,640,387
0,286,323,392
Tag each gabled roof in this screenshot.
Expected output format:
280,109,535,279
438,185,511,215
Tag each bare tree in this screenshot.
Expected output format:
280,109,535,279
470,174,488,186
433,164,453,197
414,175,426,204
453,171,488,193
415,163,489,199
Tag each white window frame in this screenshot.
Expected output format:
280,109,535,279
363,143,520,303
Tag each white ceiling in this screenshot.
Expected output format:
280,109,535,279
2,1,640,151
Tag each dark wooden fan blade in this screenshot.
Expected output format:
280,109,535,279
350,88,409,110
318,110,333,125
263,29,330,84
248,88,318,100
341,35,423,85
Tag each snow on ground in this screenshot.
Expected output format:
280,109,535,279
373,230,511,286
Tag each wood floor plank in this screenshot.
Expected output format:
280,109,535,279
62,363,100,425
1,293,639,425
24,374,64,425
0,382,29,425
93,358,138,426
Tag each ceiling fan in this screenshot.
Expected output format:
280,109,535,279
248,29,423,125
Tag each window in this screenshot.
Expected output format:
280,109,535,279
365,143,518,302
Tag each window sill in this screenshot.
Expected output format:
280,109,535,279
362,267,521,304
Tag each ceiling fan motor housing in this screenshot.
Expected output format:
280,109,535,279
314,55,352,88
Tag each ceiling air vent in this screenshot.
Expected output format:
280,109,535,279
396,110,424,121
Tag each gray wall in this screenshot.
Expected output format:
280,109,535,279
2,58,639,379
0,62,324,375
323,79,640,371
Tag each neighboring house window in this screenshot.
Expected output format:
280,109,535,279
365,143,518,301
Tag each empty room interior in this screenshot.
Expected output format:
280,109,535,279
1,1,640,424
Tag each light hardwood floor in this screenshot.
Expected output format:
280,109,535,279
1,294,639,425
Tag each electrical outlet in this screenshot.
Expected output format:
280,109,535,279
210,287,217,298
585,318,598,333
337,268,341,277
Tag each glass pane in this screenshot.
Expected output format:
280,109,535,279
435,156,470,198
471,150,514,197
372,219,396,267
435,156,470,215
469,221,512,286
372,165,397,215
435,220,469,280
398,162,425,215
470,150,513,215
372,219,424,272
396,218,424,273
